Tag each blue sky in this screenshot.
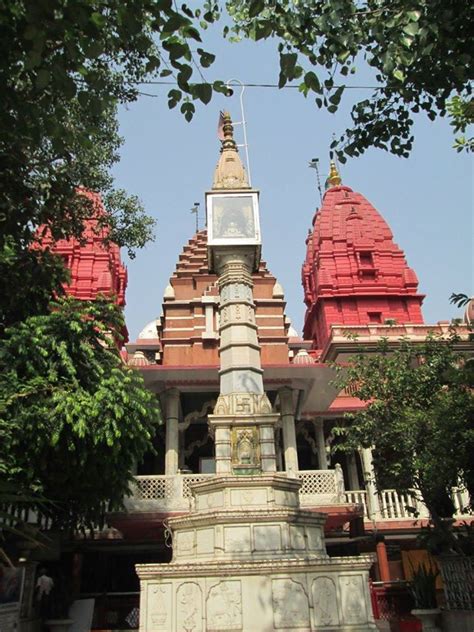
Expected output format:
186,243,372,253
112,28,473,341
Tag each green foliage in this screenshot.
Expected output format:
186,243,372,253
409,561,439,609
225,0,473,160
447,96,474,152
0,0,224,321
332,333,474,533
0,298,161,533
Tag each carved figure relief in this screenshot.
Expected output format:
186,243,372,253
206,580,242,631
340,576,366,624
176,582,202,632
272,578,310,629
147,584,171,631
312,577,339,626
231,427,260,469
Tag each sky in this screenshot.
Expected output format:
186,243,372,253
112,26,473,342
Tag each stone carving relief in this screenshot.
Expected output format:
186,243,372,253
272,578,310,629
340,575,366,624
231,427,259,469
214,393,272,416
206,580,242,631
312,577,339,626
176,582,202,632
147,583,172,631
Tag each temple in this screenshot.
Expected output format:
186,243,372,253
39,189,128,308
38,117,472,630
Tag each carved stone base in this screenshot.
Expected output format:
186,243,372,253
136,474,376,631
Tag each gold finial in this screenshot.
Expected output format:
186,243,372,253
212,111,249,190
327,161,342,187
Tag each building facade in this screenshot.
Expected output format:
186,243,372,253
41,119,471,629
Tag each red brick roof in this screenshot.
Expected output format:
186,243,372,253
302,183,424,350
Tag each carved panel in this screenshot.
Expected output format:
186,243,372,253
176,531,195,556
176,582,202,632
272,578,310,629
339,575,366,624
196,528,214,555
230,487,267,507
289,525,306,550
231,426,260,469
146,583,172,631
254,525,281,552
224,526,251,553
206,580,242,631
312,576,339,626
306,527,323,552
213,393,273,416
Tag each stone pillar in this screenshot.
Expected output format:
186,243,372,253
278,387,299,477
216,253,264,395
208,250,279,475
165,388,180,476
347,452,360,490
259,421,277,472
376,536,391,582
360,447,381,520
314,418,328,470
213,425,232,474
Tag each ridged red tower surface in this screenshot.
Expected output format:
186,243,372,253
39,189,127,307
302,171,424,351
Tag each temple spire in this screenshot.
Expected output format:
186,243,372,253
327,160,342,188
212,111,249,190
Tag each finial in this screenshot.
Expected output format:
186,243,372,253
327,161,342,188
212,111,249,190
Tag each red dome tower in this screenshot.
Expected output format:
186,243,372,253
39,189,127,307
302,163,424,352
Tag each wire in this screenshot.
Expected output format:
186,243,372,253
138,80,384,90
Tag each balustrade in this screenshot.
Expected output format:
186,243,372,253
128,473,471,520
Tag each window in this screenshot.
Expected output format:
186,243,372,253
368,312,382,323
359,252,373,267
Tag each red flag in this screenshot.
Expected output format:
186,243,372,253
217,110,225,141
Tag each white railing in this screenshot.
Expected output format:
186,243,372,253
344,490,368,516
128,470,339,511
378,489,428,519
344,488,471,521
128,473,472,519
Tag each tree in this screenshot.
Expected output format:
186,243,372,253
225,0,473,160
0,0,225,329
0,297,161,533
332,332,474,551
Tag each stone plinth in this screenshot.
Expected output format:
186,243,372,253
170,475,327,563
136,474,376,631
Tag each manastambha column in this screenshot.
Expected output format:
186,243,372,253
136,115,376,632
206,112,278,475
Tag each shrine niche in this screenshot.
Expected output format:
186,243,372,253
231,426,260,474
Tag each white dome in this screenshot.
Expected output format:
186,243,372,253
164,283,175,300
138,320,158,339
288,325,300,338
